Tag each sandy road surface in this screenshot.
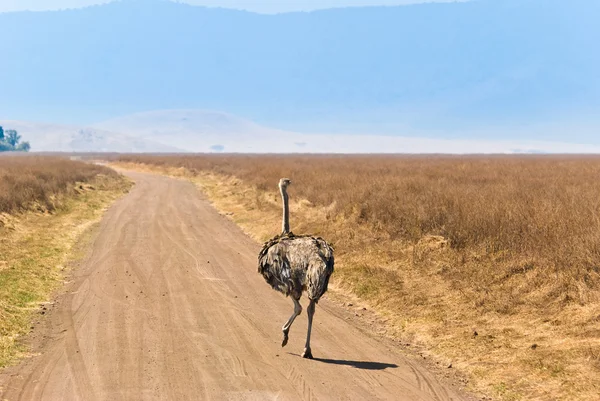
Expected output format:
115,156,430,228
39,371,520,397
0,171,469,401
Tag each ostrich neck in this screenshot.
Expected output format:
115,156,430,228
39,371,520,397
280,186,290,234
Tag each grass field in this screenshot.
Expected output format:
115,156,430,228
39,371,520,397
117,154,600,401
0,156,119,215
0,156,130,366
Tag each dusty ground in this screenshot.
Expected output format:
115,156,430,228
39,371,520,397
0,170,472,401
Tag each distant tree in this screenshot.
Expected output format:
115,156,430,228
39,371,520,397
0,126,8,151
16,142,31,152
5,130,21,147
0,129,30,152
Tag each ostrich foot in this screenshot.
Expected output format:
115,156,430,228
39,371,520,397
301,348,313,359
282,333,289,347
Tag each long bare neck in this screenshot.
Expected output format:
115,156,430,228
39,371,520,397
280,185,290,234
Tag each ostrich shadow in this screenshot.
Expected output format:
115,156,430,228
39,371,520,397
288,353,398,370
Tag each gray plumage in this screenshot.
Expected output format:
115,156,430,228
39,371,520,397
257,178,334,359
258,233,334,301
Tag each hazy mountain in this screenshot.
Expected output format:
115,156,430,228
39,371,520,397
0,120,183,152
5,110,599,154
1,0,598,143
93,109,296,152
90,109,600,154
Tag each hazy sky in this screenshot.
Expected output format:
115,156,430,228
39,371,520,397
0,0,466,13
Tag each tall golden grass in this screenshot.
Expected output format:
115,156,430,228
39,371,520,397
0,156,117,215
118,154,600,400
120,155,600,289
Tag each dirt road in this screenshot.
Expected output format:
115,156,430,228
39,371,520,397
0,171,469,401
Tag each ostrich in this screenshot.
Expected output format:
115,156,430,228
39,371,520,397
258,178,334,359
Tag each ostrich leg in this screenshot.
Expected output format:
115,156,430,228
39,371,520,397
282,296,302,347
302,299,317,359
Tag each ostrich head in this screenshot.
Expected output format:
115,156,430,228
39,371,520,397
279,178,291,191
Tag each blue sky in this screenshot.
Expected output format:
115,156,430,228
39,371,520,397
1,0,597,147
0,0,465,13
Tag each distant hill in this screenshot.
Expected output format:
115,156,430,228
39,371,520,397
93,109,295,152
3,110,600,154
0,0,598,142
89,109,600,154
0,120,183,152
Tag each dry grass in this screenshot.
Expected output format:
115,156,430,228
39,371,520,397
117,155,600,400
0,156,130,367
0,155,118,215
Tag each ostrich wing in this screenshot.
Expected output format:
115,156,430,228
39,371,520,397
258,233,334,299
258,235,294,296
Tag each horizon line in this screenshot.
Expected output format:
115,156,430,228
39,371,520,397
0,0,472,16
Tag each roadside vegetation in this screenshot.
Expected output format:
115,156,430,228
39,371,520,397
0,156,115,214
116,154,600,401
0,156,130,366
